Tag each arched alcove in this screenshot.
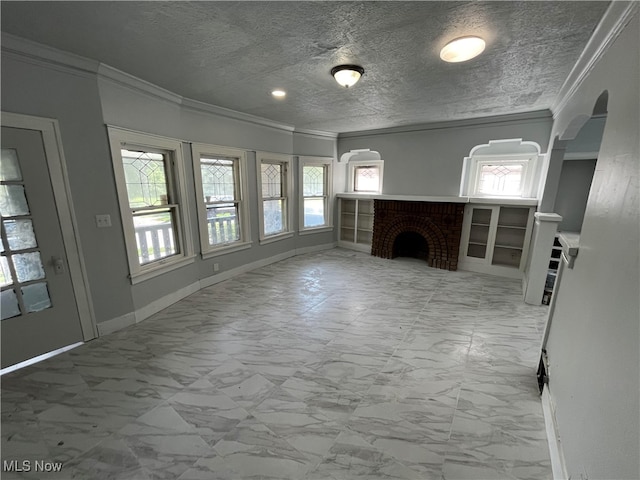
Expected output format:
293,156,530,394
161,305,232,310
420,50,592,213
555,90,609,233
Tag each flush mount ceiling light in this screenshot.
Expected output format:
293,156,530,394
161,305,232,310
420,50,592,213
331,65,365,88
271,89,286,98
440,36,486,63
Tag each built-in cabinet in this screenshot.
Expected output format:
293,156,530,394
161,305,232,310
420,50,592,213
459,203,535,278
338,197,374,252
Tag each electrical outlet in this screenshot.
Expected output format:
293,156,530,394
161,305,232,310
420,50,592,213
95,214,112,228
213,263,220,272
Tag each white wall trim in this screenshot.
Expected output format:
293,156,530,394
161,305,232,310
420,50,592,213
98,64,182,104
2,32,317,136
1,112,98,341
182,97,295,133
293,128,339,139
96,312,136,336
552,2,639,117
1,32,99,77
542,386,569,480
200,242,337,288
338,110,552,138
134,281,201,324
98,243,337,335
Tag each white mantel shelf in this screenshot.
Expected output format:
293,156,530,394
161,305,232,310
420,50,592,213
336,193,538,207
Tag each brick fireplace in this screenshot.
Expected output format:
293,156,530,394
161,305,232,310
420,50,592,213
371,200,464,271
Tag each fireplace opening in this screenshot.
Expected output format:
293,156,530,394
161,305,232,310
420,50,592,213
393,231,429,261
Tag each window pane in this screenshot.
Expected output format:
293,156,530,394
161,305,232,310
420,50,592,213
0,185,30,217
1,289,20,320
206,204,240,245
22,282,52,313
354,166,379,192
201,158,236,202
133,210,178,265
121,149,169,208
1,256,13,287
263,199,284,235
0,149,22,181
303,166,325,197
4,219,37,251
12,252,45,283
261,163,282,198
304,198,325,227
478,164,523,196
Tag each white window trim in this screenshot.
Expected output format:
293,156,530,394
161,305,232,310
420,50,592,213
256,151,293,244
460,139,543,199
108,127,195,284
298,156,334,233
464,153,539,198
191,143,252,258
348,159,384,193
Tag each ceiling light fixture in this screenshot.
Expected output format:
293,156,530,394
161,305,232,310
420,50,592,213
440,36,486,63
331,65,365,88
271,89,286,98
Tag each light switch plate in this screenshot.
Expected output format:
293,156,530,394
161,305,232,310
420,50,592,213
95,214,112,228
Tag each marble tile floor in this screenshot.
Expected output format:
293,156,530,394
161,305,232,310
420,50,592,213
1,248,552,479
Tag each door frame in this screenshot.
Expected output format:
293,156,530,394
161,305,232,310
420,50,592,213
2,111,97,341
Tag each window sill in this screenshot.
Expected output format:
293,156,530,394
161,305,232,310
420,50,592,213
298,226,334,235
129,255,196,285
259,232,294,245
468,196,538,206
201,241,253,259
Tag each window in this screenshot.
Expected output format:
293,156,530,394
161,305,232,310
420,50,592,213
0,149,52,319
460,139,543,198
477,161,526,196
348,160,384,193
108,128,194,283
192,144,250,257
299,156,333,232
257,152,293,242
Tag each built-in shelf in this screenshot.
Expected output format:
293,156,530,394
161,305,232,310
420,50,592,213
459,203,535,278
338,197,375,252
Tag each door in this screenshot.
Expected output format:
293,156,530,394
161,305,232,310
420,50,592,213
1,126,84,368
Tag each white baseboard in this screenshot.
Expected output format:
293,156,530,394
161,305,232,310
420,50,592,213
542,386,569,480
98,242,337,335
457,260,523,279
200,242,336,289
134,281,201,323
96,312,136,336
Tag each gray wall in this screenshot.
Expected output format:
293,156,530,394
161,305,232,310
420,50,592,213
545,10,639,480
2,44,337,328
553,159,597,232
337,114,553,196
1,53,136,324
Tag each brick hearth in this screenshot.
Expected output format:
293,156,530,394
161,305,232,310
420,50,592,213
371,200,464,271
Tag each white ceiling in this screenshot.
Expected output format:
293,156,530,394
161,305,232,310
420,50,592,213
1,1,610,134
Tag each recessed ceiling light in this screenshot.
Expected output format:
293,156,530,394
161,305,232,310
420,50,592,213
331,65,365,88
272,89,286,98
440,36,486,63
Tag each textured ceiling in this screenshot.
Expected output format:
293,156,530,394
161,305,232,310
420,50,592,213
1,1,610,133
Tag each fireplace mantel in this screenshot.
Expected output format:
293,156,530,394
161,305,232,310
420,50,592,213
336,193,538,207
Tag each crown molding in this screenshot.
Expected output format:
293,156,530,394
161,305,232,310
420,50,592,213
180,97,295,133
338,110,552,138
3,33,302,135
551,1,639,117
1,32,99,77
293,128,339,139
97,64,183,104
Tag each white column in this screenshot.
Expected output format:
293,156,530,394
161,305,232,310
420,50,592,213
524,212,563,305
